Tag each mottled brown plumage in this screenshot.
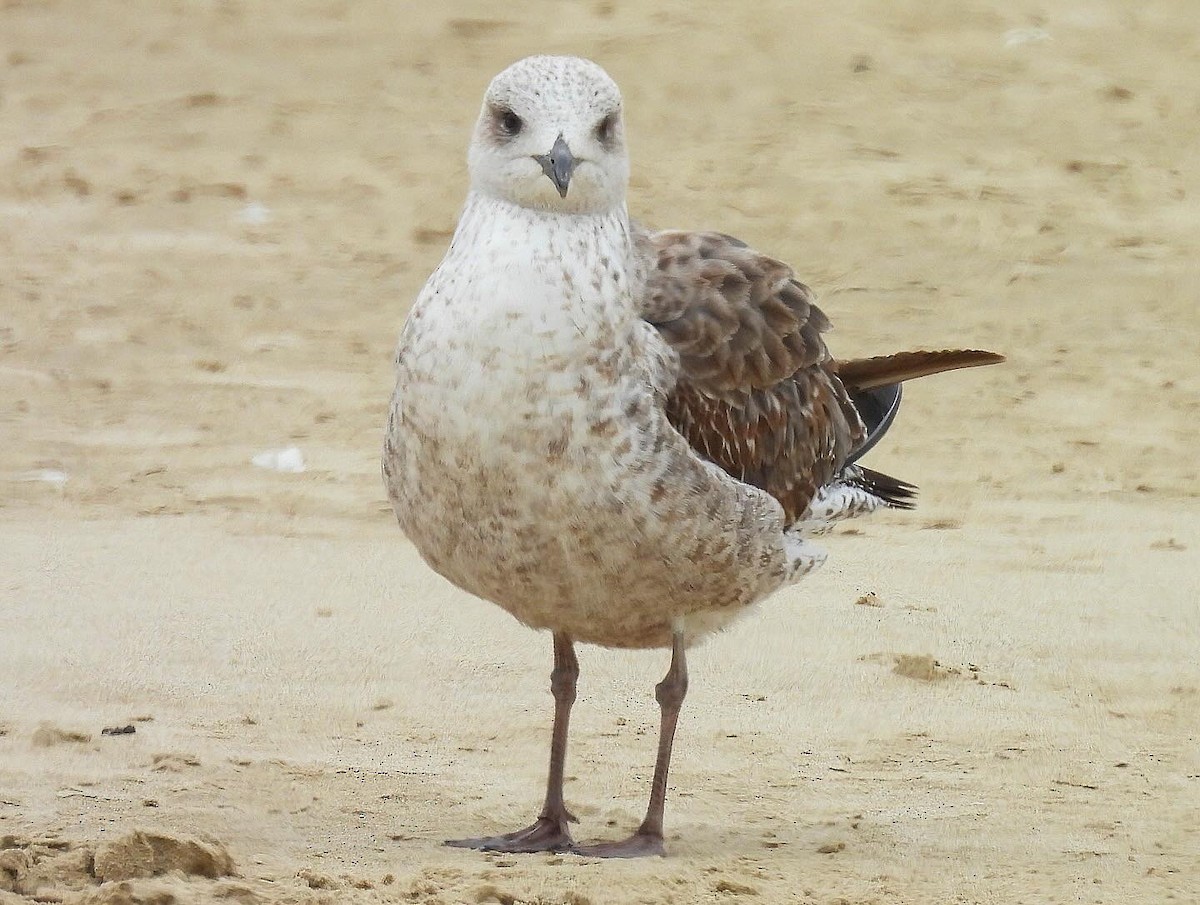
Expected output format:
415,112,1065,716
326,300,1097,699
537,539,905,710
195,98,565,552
639,229,1002,524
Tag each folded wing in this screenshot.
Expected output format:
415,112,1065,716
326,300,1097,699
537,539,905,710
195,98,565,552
638,229,865,524
637,228,1004,525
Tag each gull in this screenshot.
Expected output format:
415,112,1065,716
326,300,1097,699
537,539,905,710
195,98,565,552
382,55,1002,858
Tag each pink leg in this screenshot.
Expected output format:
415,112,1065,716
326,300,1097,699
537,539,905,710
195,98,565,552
574,631,688,858
446,632,579,853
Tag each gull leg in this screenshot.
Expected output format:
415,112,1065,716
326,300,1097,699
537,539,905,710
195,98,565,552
446,632,579,852
574,630,688,858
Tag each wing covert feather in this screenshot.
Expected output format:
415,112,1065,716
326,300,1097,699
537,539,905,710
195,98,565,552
638,228,863,522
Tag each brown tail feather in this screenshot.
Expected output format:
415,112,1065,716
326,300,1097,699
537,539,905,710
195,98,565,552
836,349,1005,392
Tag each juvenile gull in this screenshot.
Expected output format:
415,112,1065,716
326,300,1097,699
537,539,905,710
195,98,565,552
383,55,1003,858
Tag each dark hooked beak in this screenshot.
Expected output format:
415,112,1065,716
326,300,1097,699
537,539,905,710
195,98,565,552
533,134,576,198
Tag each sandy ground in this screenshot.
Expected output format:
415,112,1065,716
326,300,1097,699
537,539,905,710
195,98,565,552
2,1,1198,903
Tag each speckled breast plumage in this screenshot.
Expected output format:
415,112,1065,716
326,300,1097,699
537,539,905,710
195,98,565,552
383,196,823,649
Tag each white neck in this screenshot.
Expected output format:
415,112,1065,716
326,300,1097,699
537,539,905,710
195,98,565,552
454,190,630,242
437,192,635,327
399,189,645,436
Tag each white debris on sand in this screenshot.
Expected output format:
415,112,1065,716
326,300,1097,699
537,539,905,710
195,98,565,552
251,446,305,473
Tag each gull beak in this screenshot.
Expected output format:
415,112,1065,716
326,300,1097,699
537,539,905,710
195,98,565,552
534,135,576,198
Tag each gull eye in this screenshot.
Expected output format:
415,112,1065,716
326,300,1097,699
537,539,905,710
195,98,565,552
595,112,619,147
495,107,523,137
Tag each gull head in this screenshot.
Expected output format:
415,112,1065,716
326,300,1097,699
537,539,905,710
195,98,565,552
468,55,629,215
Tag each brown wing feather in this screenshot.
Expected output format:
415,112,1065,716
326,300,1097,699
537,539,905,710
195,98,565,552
836,349,1005,391
640,229,864,523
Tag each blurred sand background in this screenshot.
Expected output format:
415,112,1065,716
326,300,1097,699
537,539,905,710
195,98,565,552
2,1,1198,903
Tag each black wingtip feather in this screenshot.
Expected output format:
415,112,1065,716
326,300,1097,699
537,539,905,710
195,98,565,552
851,466,918,510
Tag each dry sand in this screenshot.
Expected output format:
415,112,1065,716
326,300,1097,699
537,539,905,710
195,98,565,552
2,2,1198,903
